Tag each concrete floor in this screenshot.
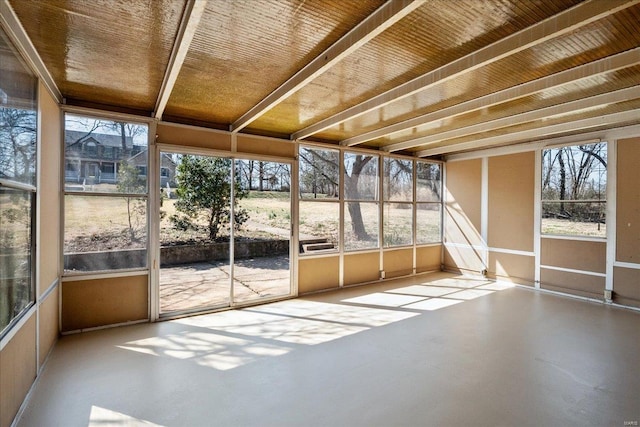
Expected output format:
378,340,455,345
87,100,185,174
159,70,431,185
17,272,640,426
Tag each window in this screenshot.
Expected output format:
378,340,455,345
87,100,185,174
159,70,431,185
542,143,607,237
299,146,339,253
63,114,149,272
416,161,442,244
344,152,379,251
0,28,37,336
383,158,413,247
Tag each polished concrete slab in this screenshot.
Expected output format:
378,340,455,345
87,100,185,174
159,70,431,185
17,272,640,426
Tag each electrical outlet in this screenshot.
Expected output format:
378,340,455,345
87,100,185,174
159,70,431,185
380,270,385,279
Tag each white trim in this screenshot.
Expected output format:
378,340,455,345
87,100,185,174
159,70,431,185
156,142,294,164
229,159,236,305
61,319,149,335
293,0,637,140
0,0,62,102
613,261,640,270
516,283,604,305
540,234,606,243
488,247,535,257
153,0,207,120
386,86,637,153
235,0,424,134
298,251,340,259
0,179,36,192
291,156,299,296
342,48,640,148
39,278,59,302
0,306,36,351
416,109,640,157
148,122,160,321
606,140,616,292
540,264,606,278
481,157,488,268
62,269,149,282
534,149,542,288
62,105,154,124
343,248,382,256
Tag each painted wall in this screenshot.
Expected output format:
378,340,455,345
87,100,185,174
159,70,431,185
0,83,61,427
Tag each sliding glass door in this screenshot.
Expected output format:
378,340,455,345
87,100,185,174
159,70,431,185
158,151,292,315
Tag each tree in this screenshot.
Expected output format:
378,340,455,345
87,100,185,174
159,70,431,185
170,156,248,241
116,162,146,240
345,154,375,240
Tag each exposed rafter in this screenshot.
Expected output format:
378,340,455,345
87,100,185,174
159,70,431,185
345,47,640,148
291,0,640,141
0,0,62,102
389,86,639,154
415,109,640,157
153,0,207,120
230,0,425,133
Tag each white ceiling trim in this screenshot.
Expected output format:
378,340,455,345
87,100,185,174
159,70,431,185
153,0,207,120
344,47,640,148
386,85,640,153
291,0,640,141
416,109,640,157
230,0,425,133
0,0,62,103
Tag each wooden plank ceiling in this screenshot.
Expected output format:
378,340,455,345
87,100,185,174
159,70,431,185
8,0,640,157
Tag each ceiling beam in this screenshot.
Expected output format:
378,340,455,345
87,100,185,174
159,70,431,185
230,0,425,133
153,0,207,120
388,85,639,153
292,0,640,141
415,109,640,157
0,0,62,103
345,47,640,148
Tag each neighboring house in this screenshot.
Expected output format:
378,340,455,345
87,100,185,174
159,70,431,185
64,130,176,187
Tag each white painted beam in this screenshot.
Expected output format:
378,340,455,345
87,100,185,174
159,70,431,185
230,0,424,133
292,0,639,140
387,85,639,152
153,0,207,120
415,109,640,157
345,47,640,148
0,0,62,103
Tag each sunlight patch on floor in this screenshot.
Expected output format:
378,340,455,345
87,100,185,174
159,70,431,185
89,406,161,426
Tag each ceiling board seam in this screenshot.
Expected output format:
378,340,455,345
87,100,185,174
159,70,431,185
292,0,640,140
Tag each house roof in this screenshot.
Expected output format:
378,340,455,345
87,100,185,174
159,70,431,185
8,0,640,158
64,130,135,149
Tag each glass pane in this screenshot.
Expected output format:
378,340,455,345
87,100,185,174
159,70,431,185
384,202,413,247
416,162,441,202
299,146,339,200
235,160,291,303
0,188,33,334
64,114,148,193
542,143,607,238
416,203,441,244
0,31,37,186
383,158,413,202
344,152,378,200
160,154,232,313
344,201,379,251
299,201,339,253
64,195,147,272
541,201,606,238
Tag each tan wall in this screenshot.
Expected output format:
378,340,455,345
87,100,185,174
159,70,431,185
156,122,231,151
540,238,606,273
613,267,640,308
237,134,295,159
616,137,640,264
416,245,441,273
344,252,379,286
540,268,604,299
487,251,534,286
443,245,485,274
38,82,61,294
383,248,413,278
298,256,339,294
488,152,534,252
61,275,148,332
445,159,482,246
39,290,59,367
0,315,37,427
